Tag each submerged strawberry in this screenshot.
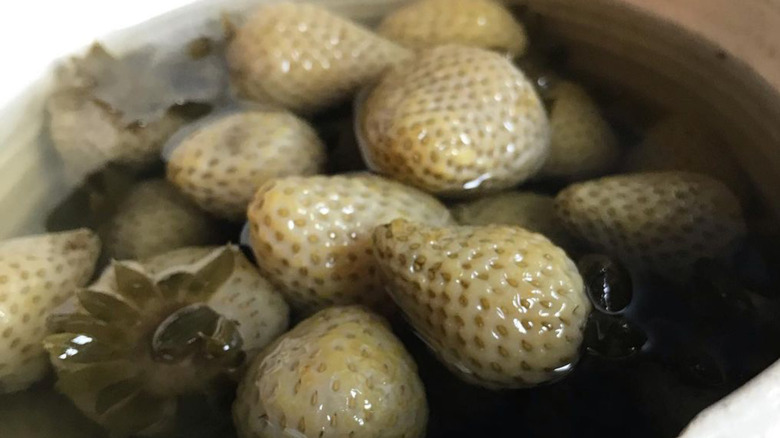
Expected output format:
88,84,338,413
541,81,619,180
0,229,100,394
555,172,747,274
101,180,220,260
378,0,528,56
167,110,326,221
233,306,428,438
44,246,289,437
227,2,411,113
451,191,579,251
373,219,590,389
358,45,550,195
247,174,453,312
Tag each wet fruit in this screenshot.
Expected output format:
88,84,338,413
247,174,453,312
555,172,746,274
378,0,528,56
101,180,220,259
227,2,411,113
358,45,550,196
451,191,578,250
373,219,590,388
233,306,428,438
167,110,326,221
44,247,286,436
0,229,100,393
541,81,619,180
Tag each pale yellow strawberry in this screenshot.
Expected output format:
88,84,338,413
623,115,751,199
0,229,100,393
378,0,528,56
451,191,578,250
227,2,411,113
373,219,590,389
247,174,453,312
233,306,428,438
101,180,221,259
167,111,326,221
358,45,549,196
555,172,747,273
541,81,620,179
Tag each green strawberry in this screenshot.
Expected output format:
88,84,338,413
0,229,100,393
233,306,428,438
373,219,590,389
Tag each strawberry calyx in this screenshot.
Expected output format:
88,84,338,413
43,247,244,437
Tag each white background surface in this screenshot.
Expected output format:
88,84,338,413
0,0,196,104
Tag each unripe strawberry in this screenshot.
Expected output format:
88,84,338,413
358,45,550,196
227,2,411,113
247,174,453,312
555,172,747,274
167,110,326,221
378,0,528,56
0,229,100,393
233,306,427,438
541,81,619,180
373,219,590,389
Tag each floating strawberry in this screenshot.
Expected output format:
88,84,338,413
44,246,289,437
0,229,100,393
247,174,453,312
451,191,579,250
358,45,550,195
227,2,411,113
167,110,326,221
101,180,220,260
541,81,620,180
233,306,428,438
378,0,528,56
373,219,590,389
555,172,747,274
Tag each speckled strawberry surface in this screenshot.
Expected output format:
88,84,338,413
359,45,550,195
373,219,590,389
0,229,100,393
247,174,453,312
227,2,411,113
378,0,528,56
167,111,326,221
101,180,220,259
541,81,619,180
233,306,428,438
555,172,747,273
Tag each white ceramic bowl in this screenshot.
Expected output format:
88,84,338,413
0,1,778,436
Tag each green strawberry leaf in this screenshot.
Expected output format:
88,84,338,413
47,313,129,346
78,290,141,326
113,263,159,308
100,391,176,437
95,375,144,415
44,333,124,365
